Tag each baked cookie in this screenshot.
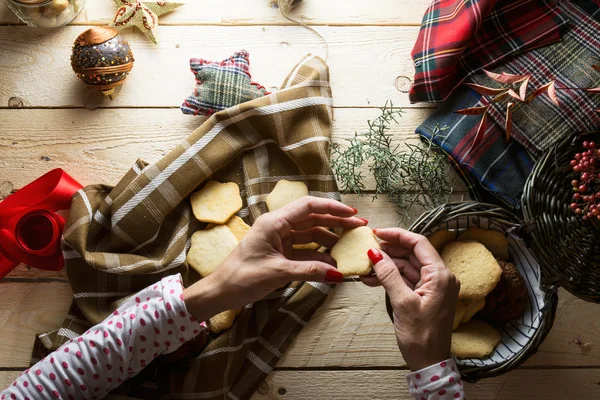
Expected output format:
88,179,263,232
266,180,309,211
293,242,321,250
209,309,239,333
427,229,456,254
187,225,238,277
461,297,486,324
478,260,528,323
331,226,381,276
452,320,501,358
441,241,502,299
225,216,251,241
191,181,243,224
458,227,509,261
454,300,466,330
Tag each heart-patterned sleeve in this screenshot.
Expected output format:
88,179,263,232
406,358,466,400
1,273,207,400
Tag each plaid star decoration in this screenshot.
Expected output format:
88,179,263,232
181,50,270,116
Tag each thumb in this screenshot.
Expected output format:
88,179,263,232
367,248,412,303
289,260,344,284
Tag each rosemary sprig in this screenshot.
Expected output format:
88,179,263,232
331,102,454,222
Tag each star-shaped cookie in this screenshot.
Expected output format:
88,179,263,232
181,50,270,116
110,0,184,44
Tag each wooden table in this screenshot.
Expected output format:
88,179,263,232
1,1,599,398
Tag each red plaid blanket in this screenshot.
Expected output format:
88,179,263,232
409,0,568,103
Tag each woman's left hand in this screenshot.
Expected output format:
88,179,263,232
183,196,367,322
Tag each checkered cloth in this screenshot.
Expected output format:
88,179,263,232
409,0,568,103
181,50,269,116
471,0,600,155
32,54,336,400
417,0,600,210
417,86,534,211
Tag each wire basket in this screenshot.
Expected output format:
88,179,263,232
522,132,600,303
385,202,559,383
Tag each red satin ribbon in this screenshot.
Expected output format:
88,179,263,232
0,169,82,279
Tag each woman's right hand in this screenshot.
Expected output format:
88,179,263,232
363,228,460,371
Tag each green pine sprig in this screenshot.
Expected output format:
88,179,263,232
331,102,454,222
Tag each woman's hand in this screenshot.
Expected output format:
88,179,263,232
183,197,367,322
364,228,460,371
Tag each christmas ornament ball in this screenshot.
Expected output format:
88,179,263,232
71,27,134,96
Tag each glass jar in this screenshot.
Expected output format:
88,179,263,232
6,0,85,28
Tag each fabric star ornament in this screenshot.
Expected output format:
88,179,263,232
181,50,270,116
110,0,184,44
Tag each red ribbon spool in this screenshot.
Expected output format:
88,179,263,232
0,169,82,279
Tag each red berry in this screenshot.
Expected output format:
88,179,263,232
571,202,578,209
579,185,588,193
584,141,589,148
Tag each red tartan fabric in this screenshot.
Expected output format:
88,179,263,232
409,0,567,103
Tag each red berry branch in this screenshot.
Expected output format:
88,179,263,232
570,141,600,221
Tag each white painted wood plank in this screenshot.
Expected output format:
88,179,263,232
279,283,600,368
1,369,598,399
250,368,600,400
0,108,467,192
0,0,431,26
0,282,72,368
0,25,419,108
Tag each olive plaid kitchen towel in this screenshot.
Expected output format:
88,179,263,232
409,0,568,103
470,0,600,155
31,54,337,400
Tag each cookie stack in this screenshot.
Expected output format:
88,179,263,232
186,180,248,333
428,227,529,358
186,179,329,333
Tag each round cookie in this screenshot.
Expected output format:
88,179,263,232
478,260,529,323
427,229,456,254
441,241,502,299
458,227,510,261
451,320,501,358
461,297,486,324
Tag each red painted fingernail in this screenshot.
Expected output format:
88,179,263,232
358,217,369,224
325,270,344,283
350,207,358,214
367,248,383,264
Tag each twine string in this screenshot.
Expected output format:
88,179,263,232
276,0,329,62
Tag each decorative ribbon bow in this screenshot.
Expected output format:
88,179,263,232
0,169,82,279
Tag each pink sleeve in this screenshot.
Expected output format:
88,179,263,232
1,273,206,400
406,358,466,400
